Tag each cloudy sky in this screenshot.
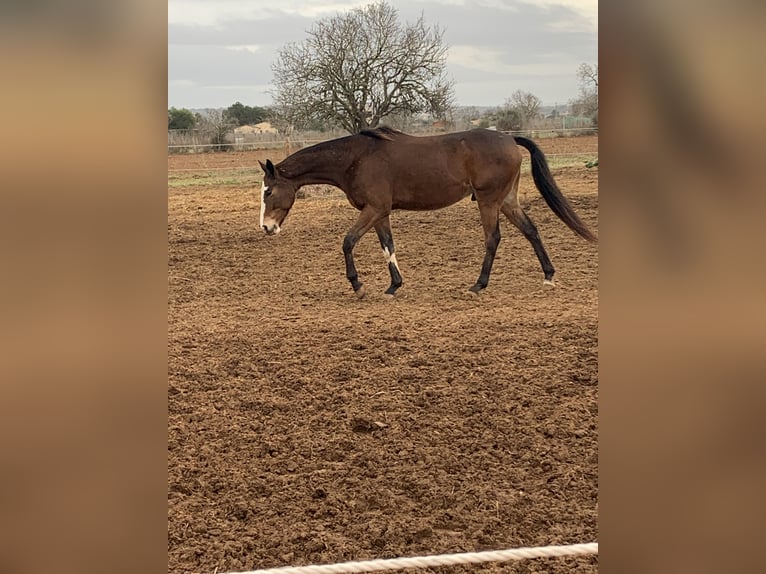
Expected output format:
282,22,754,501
168,0,597,110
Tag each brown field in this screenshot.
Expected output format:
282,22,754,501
168,134,598,574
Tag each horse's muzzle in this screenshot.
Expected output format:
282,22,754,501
262,224,280,235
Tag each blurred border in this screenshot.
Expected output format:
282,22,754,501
600,0,766,572
0,2,167,574
2,1,766,573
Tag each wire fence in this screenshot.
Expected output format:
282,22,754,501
167,128,598,154
167,128,598,191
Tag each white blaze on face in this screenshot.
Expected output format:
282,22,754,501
260,182,281,234
259,182,267,228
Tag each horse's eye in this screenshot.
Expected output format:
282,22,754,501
264,188,272,198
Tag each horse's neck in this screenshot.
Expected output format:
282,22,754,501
280,139,354,189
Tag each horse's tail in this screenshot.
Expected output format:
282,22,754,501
513,136,598,243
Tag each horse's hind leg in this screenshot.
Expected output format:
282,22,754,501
470,203,502,294
502,198,556,286
374,217,403,296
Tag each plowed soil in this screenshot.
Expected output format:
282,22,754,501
168,136,598,574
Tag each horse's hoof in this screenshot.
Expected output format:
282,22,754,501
383,285,400,299
543,279,555,287
468,289,480,297
355,285,367,299
383,293,395,300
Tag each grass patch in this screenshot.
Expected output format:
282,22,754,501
520,154,598,173
167,170,259,189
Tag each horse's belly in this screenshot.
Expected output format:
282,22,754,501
392,183,471,210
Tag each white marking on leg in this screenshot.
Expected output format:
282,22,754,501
389,253,400,273
382,247,400,272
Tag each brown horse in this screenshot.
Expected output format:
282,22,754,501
258,127,596,298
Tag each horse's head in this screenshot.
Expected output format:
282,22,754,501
258,159,297,235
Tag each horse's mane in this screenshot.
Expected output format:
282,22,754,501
358,126,406,141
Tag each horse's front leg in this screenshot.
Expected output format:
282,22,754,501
374,216,403,297
342,206,380,298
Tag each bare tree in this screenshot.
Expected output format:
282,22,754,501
196,109,237,151
577,62,598,90
508,90,542,126
271,1,454,133
571,63,598,125
482,90,541,131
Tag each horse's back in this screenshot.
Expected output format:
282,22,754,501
455,129,521,159
372,129,519,167
357,129,521,210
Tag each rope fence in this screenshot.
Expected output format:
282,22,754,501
220,542,598,574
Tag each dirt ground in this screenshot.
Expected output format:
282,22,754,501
168,135,598,574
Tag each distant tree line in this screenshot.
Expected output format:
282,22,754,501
168,103,275,152
473,64,598,131
168,102,273,131
167,107,196,130
225,102,271,126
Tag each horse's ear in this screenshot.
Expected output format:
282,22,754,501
259,159,275,177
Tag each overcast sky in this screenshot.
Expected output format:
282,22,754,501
168,0,597,110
